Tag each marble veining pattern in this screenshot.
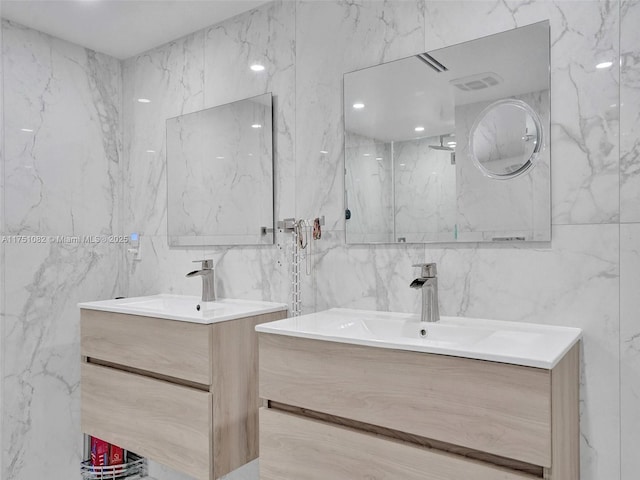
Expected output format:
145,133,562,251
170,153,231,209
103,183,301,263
621,223,640,479
3,20,122,236
3,243,121,480
620,2,640,478
300,230,424,315
2,20,123,480
122,30,205,239
620,0,640,223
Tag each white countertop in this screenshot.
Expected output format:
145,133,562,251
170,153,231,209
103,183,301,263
79,294,288,324
255,308,582,369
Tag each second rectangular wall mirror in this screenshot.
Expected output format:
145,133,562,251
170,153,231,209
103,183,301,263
344,21,550,244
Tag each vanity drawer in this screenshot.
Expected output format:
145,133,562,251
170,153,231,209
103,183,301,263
260,408,536,480
81,309,211,385
81,363,213,480
259,334,552,467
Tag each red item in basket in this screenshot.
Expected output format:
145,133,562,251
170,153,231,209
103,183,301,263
90,436,109,466
109,444,124,466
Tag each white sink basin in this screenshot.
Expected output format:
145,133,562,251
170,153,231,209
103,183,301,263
79,294,288,324
255,308,582,369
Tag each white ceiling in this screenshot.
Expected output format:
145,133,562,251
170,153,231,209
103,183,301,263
0,0,269,59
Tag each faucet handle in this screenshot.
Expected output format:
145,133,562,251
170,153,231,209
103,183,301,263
193,259,214,269
412,263,437,277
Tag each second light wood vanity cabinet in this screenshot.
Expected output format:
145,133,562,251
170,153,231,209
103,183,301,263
80,302,286,480
258,323,580,480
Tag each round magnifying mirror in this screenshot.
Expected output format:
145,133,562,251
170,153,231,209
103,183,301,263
469,99,543,179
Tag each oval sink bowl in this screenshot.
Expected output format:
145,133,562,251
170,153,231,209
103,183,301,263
256,308,582,368
79,294,287,324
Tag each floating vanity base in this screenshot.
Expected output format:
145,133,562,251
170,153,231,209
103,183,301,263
258,331,580,480
81,304,287,480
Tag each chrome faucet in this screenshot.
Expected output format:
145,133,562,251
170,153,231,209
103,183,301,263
186,259,216,302
410,263,440,323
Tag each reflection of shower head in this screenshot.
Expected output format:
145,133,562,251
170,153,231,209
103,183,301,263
428,135,455,152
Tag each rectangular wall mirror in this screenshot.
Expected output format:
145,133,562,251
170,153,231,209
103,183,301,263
167,93,274,246
344,21,550,244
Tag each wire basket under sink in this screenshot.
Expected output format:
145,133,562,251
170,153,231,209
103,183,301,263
80,452,147,480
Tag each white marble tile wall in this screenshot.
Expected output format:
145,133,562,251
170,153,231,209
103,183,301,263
620,1,640,478
1,1,636,480
1,19,122,480
621,223,640,479
621,0,640,224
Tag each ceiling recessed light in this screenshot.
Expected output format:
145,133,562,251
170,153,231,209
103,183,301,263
20,128,33,132
137,98,151,103
320,150,329,154
414,126,425,132
447,142,456,146
250,64,265,72
251,124,262,129
363,153,371,157
146,149,156,153
376,157,383,160
352,103,365,109
596,61,613,69
216,156,225,159
399,163,406,167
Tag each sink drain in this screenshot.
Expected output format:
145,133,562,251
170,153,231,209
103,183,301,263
420,328,428,338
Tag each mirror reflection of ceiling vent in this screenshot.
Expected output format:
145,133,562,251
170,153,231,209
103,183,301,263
451,72,503,91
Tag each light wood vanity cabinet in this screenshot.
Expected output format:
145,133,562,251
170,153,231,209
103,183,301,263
258,333,580,480
81,308,286,480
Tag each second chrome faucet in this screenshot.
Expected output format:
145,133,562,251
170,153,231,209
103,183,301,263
186,259,216,302
410,263,440,323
